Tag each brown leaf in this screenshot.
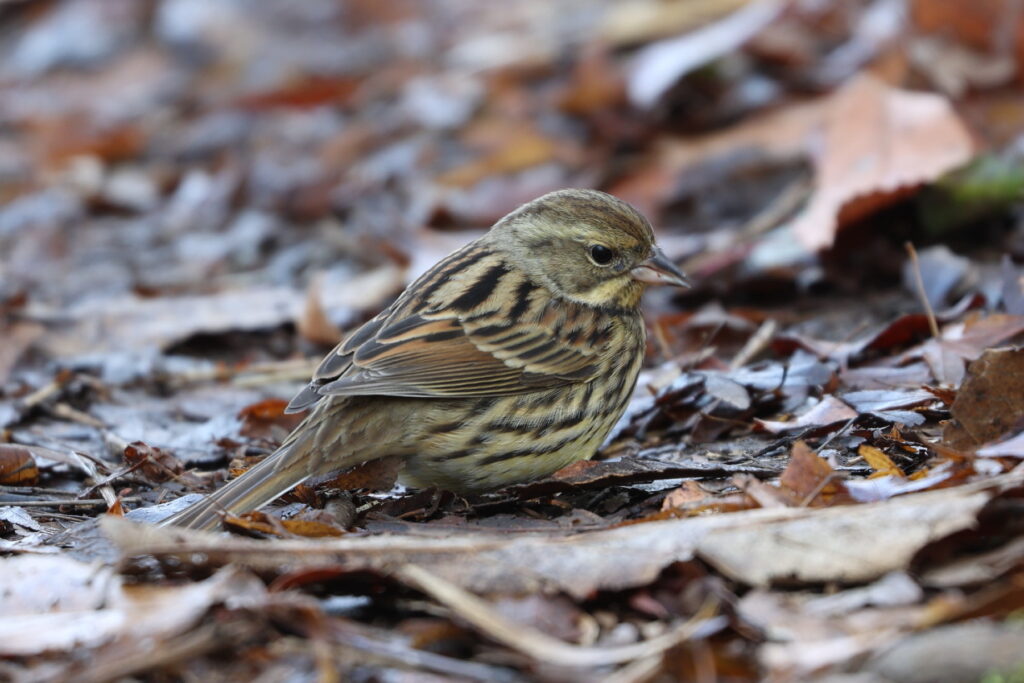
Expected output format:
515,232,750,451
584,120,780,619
944,347,1024,449
319,455,403,492
438,121,560,187
778,441,851,507
0,445,38,486
911,0,1024,73
791,74,974,250
296,273,343,346
106,498,125,517
661,480,712,511
238,398,305,440
557,44,625,114
234,75,360,110
735,474,792,509
280,519,346,538
123,442,185,484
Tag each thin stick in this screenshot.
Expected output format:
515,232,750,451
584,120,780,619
397,563,725,668
0,497,141,507
905,242,940,339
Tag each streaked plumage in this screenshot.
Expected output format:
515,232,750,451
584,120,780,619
164,189,688,530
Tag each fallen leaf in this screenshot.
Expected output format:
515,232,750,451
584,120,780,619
238,398,305,440
107,469,1024,596
790,74,974,250
123,441,187,485
976,431,1024,458
0,321,44,385
756,395,857,434
662,480,712,511
297,273,344,346
319,455,403,492
696,471,1019,587
778,440,851,506
438,122,561,187
943,347,1024,449
0,444,38,486
859,444,906,478
0,558,266,657
37,269,404,356
863,621,1024,683
601,0,750,46
627,0,787,107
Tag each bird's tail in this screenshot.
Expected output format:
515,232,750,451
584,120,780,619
160,441,311,531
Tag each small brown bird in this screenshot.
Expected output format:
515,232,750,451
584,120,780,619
164,189,688,530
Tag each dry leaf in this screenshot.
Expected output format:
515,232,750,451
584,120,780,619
859,444,906,478
756,395,857,434
238,398,306,440
297,273,343,346
0,445,38,486
791,74,974,250
0,559,265,657
123,442,187,484
601,0,750,46
943,347,1024,449
627,0,787,107
779,441,851,506
661,480,711,511
320,455,403,492
438,122,560,187
104,468,1024,595
976,431,1024,458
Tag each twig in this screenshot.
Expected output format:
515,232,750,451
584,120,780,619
396,563,725,668
71,621,259,683
50,402,107,429
599,655,663,683
0,497,141,507
17,379,61,408
741,176,812,238
730,319,778,370
904,242,941,339
329,621,523,683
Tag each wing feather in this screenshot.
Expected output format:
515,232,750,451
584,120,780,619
285,245,611,412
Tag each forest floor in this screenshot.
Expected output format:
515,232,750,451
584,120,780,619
2,1,1024,681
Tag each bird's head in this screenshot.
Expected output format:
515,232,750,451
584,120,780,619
490,188,688,309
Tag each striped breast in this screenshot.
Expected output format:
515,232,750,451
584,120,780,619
402,308,646,493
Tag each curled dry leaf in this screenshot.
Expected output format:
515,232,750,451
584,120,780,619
791,74,974,251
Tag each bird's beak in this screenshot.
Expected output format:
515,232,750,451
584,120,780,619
631,247,690,288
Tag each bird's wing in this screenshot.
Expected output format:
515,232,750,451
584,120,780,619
286,248,612,411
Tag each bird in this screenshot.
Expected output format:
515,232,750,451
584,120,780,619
162,188,689,530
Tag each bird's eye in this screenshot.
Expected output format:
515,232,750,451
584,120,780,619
588,244,614,266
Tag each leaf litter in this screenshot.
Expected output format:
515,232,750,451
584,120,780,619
3,0,1024,680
